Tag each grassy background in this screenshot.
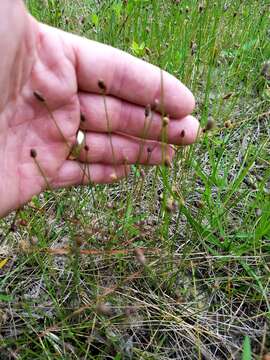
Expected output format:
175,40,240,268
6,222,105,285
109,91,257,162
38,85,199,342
0,0,270,359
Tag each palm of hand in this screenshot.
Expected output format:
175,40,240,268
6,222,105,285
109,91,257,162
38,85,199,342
0,23,80,215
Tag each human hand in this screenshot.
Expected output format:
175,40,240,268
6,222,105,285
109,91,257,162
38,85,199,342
0,2,199,217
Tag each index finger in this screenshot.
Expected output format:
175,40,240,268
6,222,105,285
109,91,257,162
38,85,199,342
71,36,195,118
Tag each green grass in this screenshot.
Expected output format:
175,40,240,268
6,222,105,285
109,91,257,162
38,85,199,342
0,0,270,359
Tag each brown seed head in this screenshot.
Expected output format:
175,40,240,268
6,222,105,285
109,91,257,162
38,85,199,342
0,310,9,325
98,79,107,92
164,155,172,168
145,104,151,117
194,200,204,209
190,41,197,56
224,120,233,129
75,236,84,247
255,208,262,217
198,3,204,12
165,197,177,213
151,99,159,111
261,61,270,80
96,302,114,316
80,113,86,122
19,219,28,227
223,92,233,100
145,47,151,56
140,169,146,178
10,223,17,232
79,15,85,24
107,201,117,210
110,173,118,182
162,116,170,127
30,149,37,158
33,91,45,103
134,248,146,265
204,117,215,131
18,239,31,253
30,236,38,245
124,305,137,317
174,290,184,304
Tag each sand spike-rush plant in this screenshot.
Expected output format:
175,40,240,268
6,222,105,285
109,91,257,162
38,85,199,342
29,148,52,191
2,1,270,359
33,90,94,187
131,103,157,202
33,90,72,152
135,103,154,165
98,79,117,175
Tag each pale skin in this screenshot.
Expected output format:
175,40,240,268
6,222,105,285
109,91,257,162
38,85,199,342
0,0,199,218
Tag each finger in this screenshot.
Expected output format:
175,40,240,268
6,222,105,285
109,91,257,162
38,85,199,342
79,93,200,145
67,32,195,118
51,161,130,189
77,132,175,165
